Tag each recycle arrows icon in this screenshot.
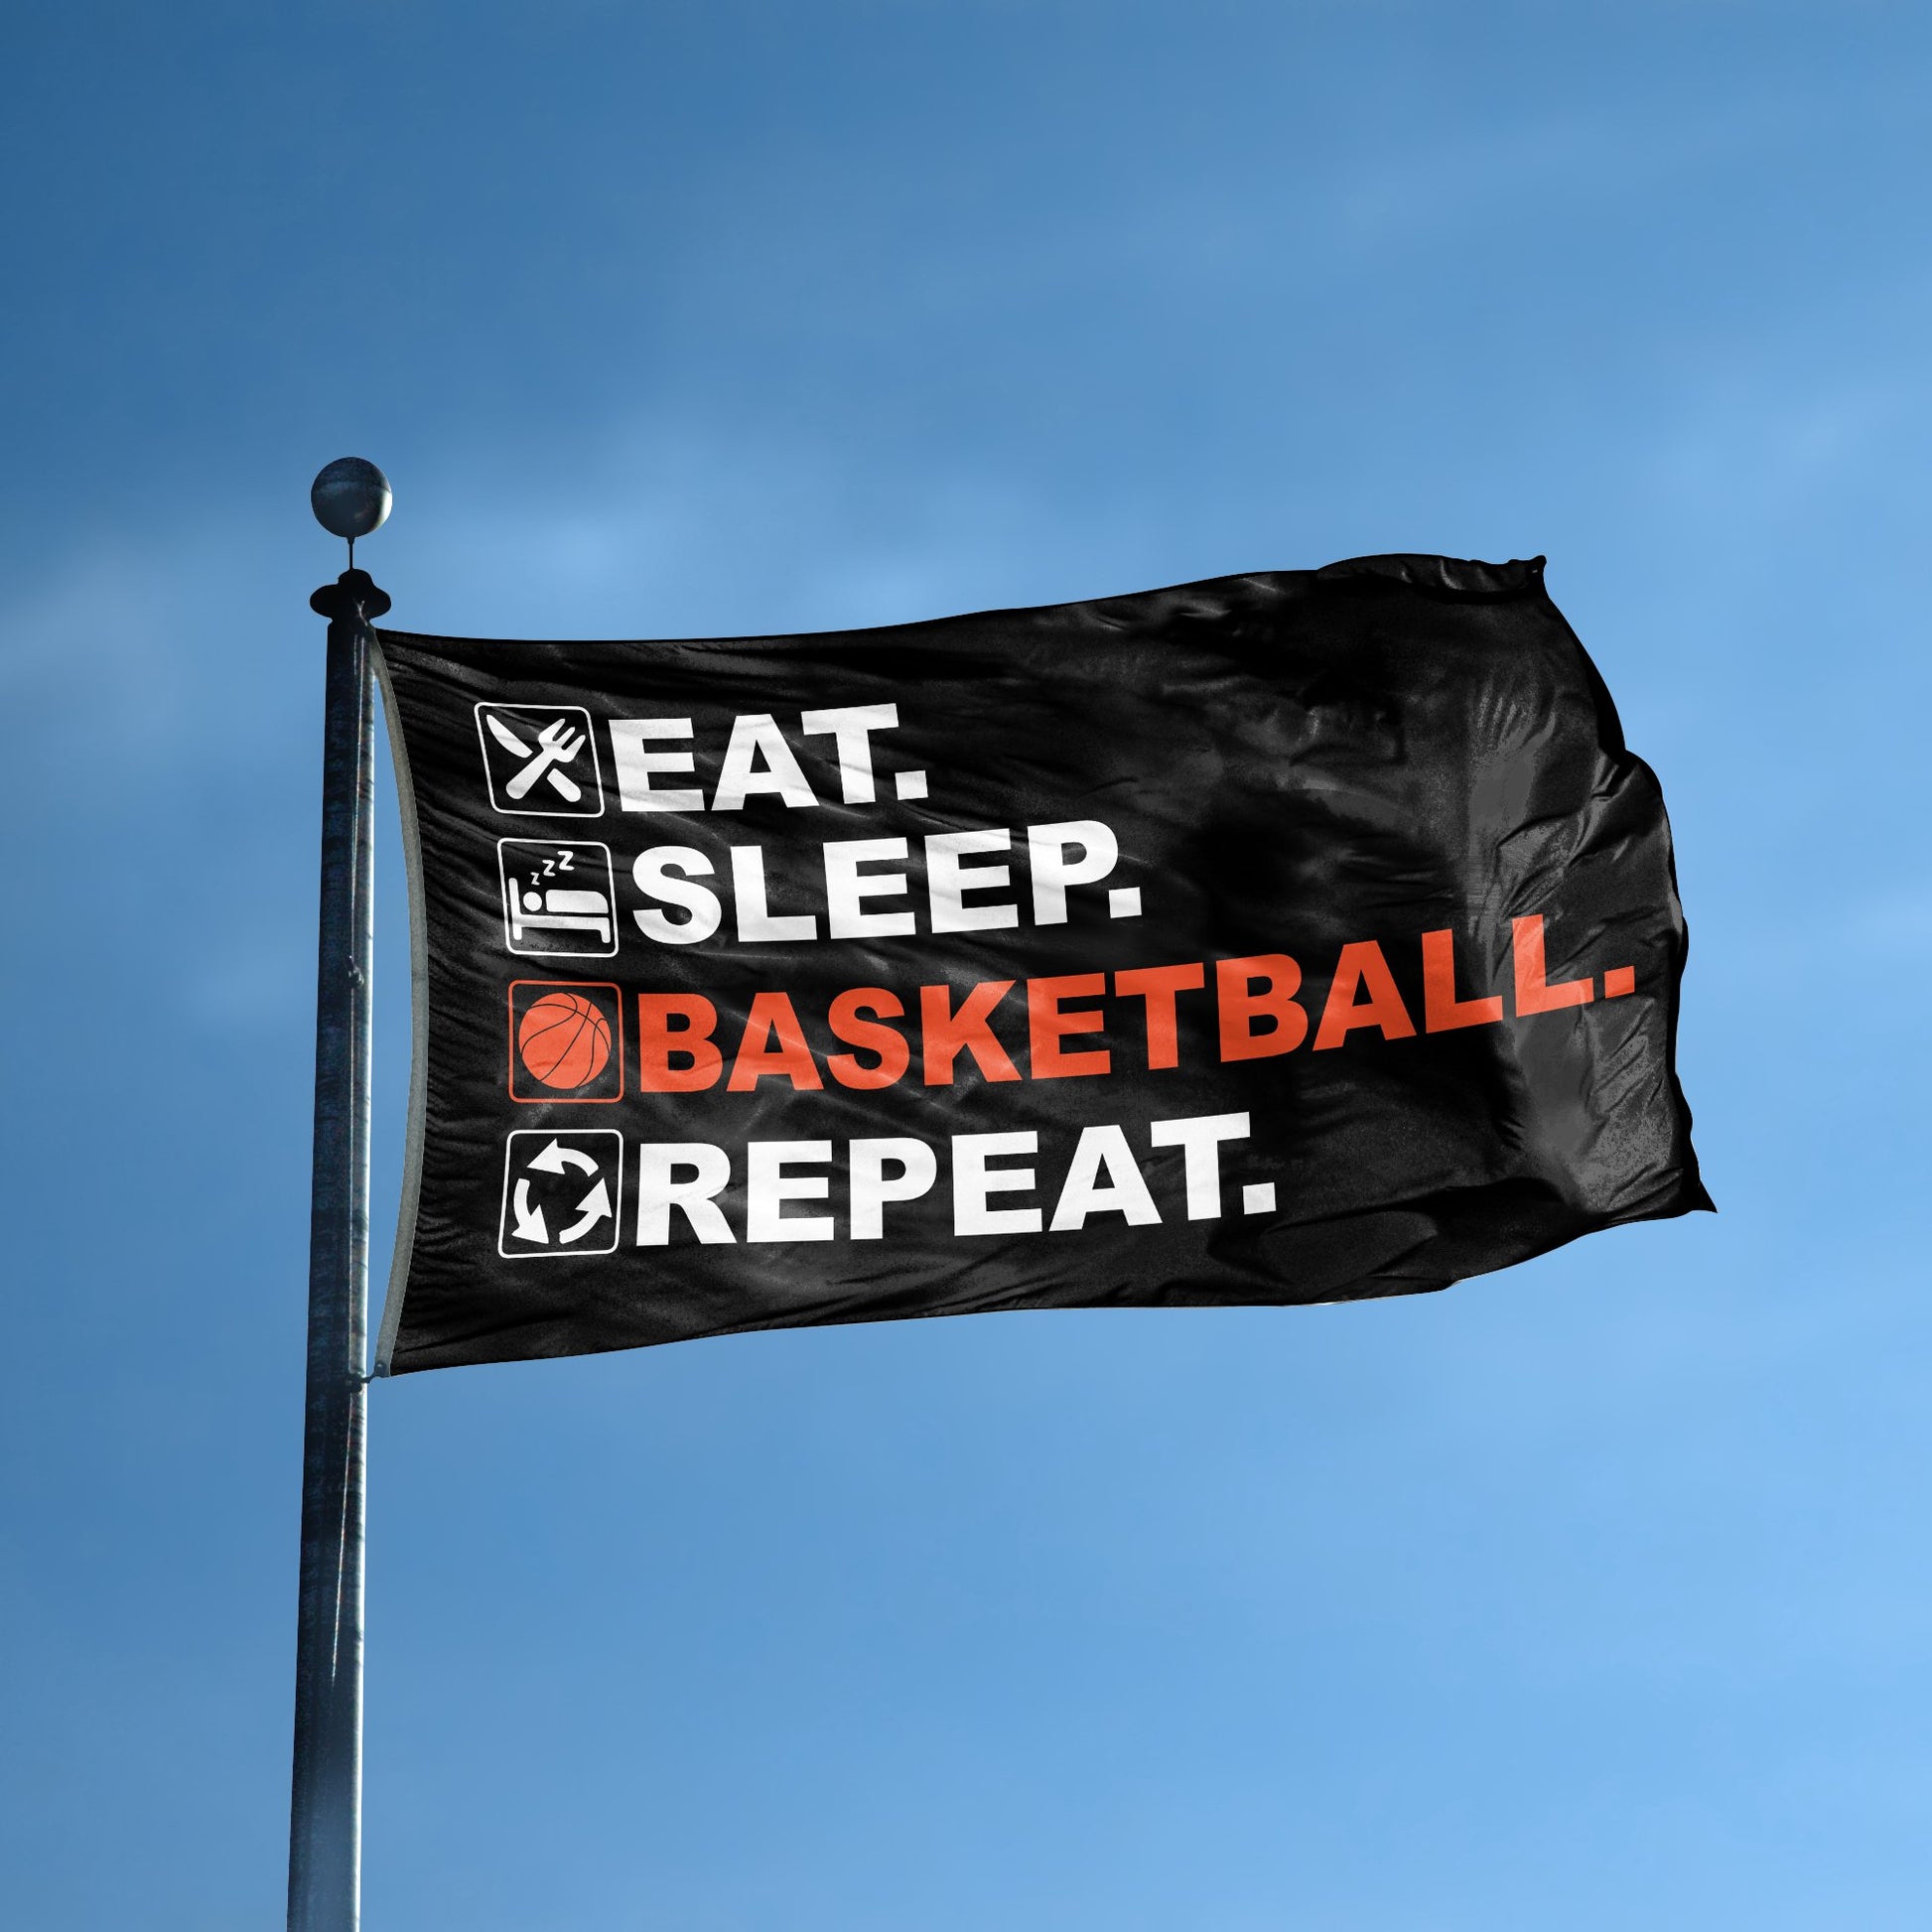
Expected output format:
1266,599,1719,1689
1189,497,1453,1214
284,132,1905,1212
511,1141,613,1246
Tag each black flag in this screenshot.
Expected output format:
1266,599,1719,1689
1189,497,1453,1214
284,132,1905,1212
371,555,1707,1374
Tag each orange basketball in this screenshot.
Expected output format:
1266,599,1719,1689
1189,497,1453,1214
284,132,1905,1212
518,992,613,1089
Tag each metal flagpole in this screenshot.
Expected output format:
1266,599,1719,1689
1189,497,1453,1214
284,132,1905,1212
290,460,392,1932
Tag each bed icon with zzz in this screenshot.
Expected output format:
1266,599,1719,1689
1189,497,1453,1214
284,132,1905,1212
496,840,621,958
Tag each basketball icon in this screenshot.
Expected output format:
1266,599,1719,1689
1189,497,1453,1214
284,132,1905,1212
517,991,614,1089
507,980,623,1102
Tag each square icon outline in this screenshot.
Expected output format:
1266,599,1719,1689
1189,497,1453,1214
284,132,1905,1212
498,1128,624,1259
474,702,607,817
507,980,625,1103
496,838,621,958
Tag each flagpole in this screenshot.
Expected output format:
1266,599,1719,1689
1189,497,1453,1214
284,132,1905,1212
290,462,392,1932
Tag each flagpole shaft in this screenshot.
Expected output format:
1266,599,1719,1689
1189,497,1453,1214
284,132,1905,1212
290,574,384,1932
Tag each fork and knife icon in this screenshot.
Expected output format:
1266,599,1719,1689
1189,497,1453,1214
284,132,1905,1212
486,714,588,801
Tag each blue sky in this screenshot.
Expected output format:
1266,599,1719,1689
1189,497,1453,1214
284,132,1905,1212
4,3,1930,1926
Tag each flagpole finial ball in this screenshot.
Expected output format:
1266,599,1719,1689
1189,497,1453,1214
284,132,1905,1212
311,458,393,541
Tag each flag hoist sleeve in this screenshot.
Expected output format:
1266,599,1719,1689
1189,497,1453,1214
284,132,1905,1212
369,553,1709,1374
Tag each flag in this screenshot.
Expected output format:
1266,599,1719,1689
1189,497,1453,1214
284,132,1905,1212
370,554,1708,1374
